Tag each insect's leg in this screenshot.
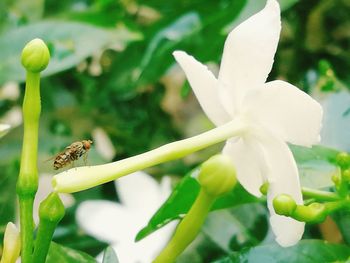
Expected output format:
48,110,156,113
83,152,89,166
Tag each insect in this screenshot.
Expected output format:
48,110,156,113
52,140,93,170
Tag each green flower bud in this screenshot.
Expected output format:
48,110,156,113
273,194,297,216
336,152,350,169
198,154,237,197
259,182,269,195
21,38,50,73
39,192,65,222
343,169,350,182
331,174,340,186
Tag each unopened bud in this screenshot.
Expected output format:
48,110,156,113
273,194,297,216
39,192,65,222
198,155,237,197
0,222,21,263
21,38,50,73
259,182,269,195
343,169,350,182
336,152,350,169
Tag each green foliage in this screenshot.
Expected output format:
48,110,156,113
46,242,96,263
136,170,259,241
215,240,350,263
0,0,350,261
0,21,141,84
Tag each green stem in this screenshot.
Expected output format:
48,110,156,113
302,187,340,202
16,71,41,263
32,220,55,263
153,189,215,263
53,118,246,193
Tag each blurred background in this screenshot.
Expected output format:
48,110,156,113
0,0,349,262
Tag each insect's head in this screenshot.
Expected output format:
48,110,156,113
82,140,93,150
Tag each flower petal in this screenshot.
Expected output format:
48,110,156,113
256,131,305,247
173,51,231,126
244,80,323,146
76,200,137,243
115,171,170,217
222,137,265,197
218,0,281,110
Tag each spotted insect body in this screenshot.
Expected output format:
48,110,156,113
53,140,92,170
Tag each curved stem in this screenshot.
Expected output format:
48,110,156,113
302,187,341,202
153,189,215,263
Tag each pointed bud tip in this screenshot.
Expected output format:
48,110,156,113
198,154,237,197
39,192,65,222
21,38,50,73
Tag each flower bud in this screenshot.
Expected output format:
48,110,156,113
198,154,237,197
273,194,297,216
259,182,269,195
0,222,21,263
39,192,65,222
336,152,350,169
21,38,50,73
343,169,350,182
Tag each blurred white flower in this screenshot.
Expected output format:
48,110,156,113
173,0,322,247
76,171,175,263
92,127,116,161
0,82,20,101
0,107,22,128
0,124,10,138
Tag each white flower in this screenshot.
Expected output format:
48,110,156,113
173,0,322,247
0,124,10,138
76,171,175,262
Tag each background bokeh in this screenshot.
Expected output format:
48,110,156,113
0,0,349,262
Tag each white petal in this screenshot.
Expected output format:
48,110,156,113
173,51,231,126
222,137,265,197
244,80,323,146
76,200,137,243
218,0,281,111
257,131,305,246
115,171,170,217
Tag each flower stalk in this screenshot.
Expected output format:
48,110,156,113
16,38,49,263
53,119,245,193
153,155,237,263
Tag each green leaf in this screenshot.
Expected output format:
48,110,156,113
290,145,340,189
202,204,267,252
332,210,350,244
319,91,350,152
102,246,119,263
0,161,18,241
136,171,258,241
0,21,141,84
46,242,96,263
215,240,350,263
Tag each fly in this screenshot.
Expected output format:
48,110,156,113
52,140,93,170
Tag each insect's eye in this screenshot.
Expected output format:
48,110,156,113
84,141,91,150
